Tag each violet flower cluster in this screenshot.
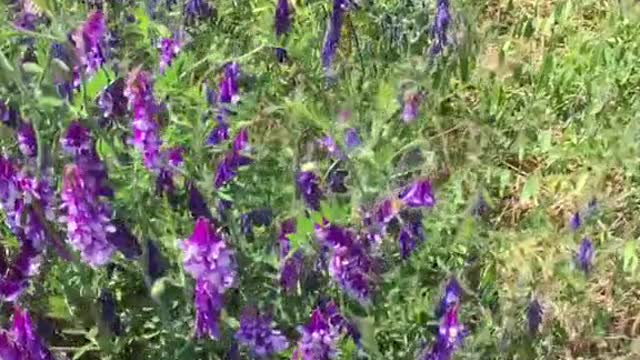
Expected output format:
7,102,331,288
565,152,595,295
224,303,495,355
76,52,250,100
527,298,543,336
158,32,183,73
17,122,37,158
296,171,323,210
0,307,54,360
235,308,289,357
368,179,435,258
321,0,349,76
124,69,163,171
214,128,252,188
72,11,107,76
292,302,348,360
98,78,128,122
576,237,594,274
420,278,467,360
125,69,183,196
430,0,452,57
274,0,291,37
50,43,77,101
0,153,54,301
184,0,215,25
278,219,304,293
315,223,376,305
59,121,134,266
60,163,116,267
402,90,423,124
181,217,237,339
208,63,241,146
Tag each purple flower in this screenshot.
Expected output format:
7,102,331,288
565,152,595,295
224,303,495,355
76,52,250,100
296,171,323,210
167,147,184,168
60,122,113,198
314,223,353,248
98,78,128,122
321,0,348,76
0,330,23,360
186,181,213,220
274,47,289,63
98,289,122,336
14,12,38,31
194,278,224,339
435,278,462,318
374,198,400,225
145,239,167,283
329,239,374,305
527,298,543,336
61,120,92,157
400,179,436,208
233,127,249,152
17,122,37,158
569,212,581,231
274,0,291,37
125,69,163,172
0,101,19,128
214,129,252,188
181,217,236,291
278,219,304,292
219,63,240,104
158,34,182,73
155,169,176,199
183,218,237,340
214,151,252,188
576,237,594,274
280,250,304,293
344,128,360,149
0,156,52,252
217,199,233,221
205,85,217,107
60,164,116,267
235,308,289,357
4,307,54,360
51,43,76,101
72,11,107,76
241,208,273,235
316,224,375,304
184,0,215,24
398,218,424,259
292,308,342,360
430,0,452,57
107,219,142,259
402,91,423,123
328,168,348,193
207,124,230,146
0,244,41,302
319,136,343,159
421,306,467,360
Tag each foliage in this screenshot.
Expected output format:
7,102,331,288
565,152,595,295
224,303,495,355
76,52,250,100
1,0,640,359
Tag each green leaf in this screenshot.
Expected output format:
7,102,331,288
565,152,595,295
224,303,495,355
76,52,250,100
520,174,540,203
22,62,43,74
352,316,382,357
30,0,52,15
37,96,64,108
296,215,314,234
623,240,638,275
539,130,552,152
320,201,348,223
84,69,114,101
47,296,71,320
